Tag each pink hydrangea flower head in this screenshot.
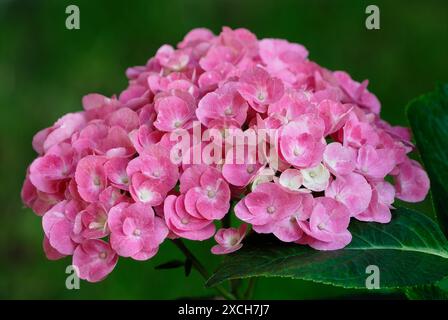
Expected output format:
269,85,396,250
22,27,434,278
356,181,395,223
251,167,276,190
222,143,265,187
179,164,208,194
127,146,179,205
129,125,163,154
334,71,381,114
197,82,248,127
108,202,168,260
72,239,118,282
178,28,214,49
394,159,430,202
259,38,308,82
75,155,108,203
82,93,120,111
298,197,352,250
343,114,380,148
40,113,86,153
238,66,284,113
199,27,257,71
29,143,75,194
156,45,190,72
154,94,195,132
270,192,314,242
301,163,330,192
100,126,136,158
317,99,353,135
21,175,65,216
164,194,216,240
74,203,109,240
119,84,149,108
235,182,299,228
184,166,231,220
42,200,83,255
43,236,66,260
104,157,130,191
211,224,247,255
278,169,303,192
279,114,326,168
356,145,396,180
323,142,356,176
99,186,131,211
106,107,140,132
219,27,259,59
325,172,372,216
268,89,313,123
271,215,304,242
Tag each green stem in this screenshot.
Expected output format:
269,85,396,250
230,279,243,299
244,278,257,300
222,209,243,297
172,239,236,300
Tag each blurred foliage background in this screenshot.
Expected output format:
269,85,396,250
0,0,447,299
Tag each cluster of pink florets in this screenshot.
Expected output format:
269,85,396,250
22,27,430,282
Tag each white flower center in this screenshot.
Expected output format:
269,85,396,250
267,206,276,214
152,170,161,178
224,107,233,116
207,189,216,198
93,176,101,187
121,176,129,184
138,189,153,203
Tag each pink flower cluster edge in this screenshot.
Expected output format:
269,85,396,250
21,27,430,282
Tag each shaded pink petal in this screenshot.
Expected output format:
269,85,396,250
163,195,215,240
317,100,352,135
280,115,326,168
323,142,356,176
238,66,284,112
107,107,139,132
72,239,118,282
104,157,130,190
75,155,107,203
278,169,303,191
272,216,303,242
394,159,429,202
325,172,372,216
211,224,247,255
43,236,66,260
154,96,194,132
356,145,396,179
108,202,168,260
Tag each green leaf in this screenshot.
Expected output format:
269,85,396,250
407,83,448,235
155,260,185,270
184,258,193,277
207,207,448,289
405,284,448,300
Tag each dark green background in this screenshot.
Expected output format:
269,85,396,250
0,0,447,299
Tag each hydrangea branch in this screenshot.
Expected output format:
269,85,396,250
171,239,236,300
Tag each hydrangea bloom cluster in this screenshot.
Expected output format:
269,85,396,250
22,27,430,282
